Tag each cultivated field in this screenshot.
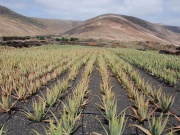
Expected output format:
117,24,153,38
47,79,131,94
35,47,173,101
0,45,179,135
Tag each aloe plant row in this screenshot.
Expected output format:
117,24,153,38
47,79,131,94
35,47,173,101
104,52,152,123
110,48,179,86
97,53,127,135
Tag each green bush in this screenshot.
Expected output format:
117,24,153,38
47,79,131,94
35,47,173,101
61,37,66,41
55,38,61,41
70,37,78,41
61,37,69,42
39,36,45,40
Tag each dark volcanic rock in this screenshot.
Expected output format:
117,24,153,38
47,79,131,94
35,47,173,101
2,36,30,41
159,50,180,55
0,40,48,48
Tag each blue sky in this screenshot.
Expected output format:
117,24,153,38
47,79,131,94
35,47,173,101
0,0,180,26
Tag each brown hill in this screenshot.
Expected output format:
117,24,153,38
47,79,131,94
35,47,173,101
1,5,180,45
63,14,180,45
0,5,82,36
159,25,180,33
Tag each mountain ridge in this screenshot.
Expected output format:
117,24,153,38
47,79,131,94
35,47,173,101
63,14,180,45
0,5,180,45
0,5,82,36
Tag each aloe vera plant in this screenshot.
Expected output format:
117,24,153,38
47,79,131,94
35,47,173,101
158,93,175,112
73,88,88,108
151,87,162,103
143,83,153,95
28,81,37,95
41,76,47,86
35,79,41,90
127,85,138,100
99,94,117,121
34,119,63,135
62,109,81,135
131,93,156,122
14,84,29,100
98,111,127,135
134,93,146,108
58,79,69,96
109,112,127,135
132,114,170,135
131,99,150,122
100,79,111,94
43,88,58,107
0,95,17,113
1,84,12,96
63,97,79,116
46,73,51,82
23,97,47,122
48,119,63,135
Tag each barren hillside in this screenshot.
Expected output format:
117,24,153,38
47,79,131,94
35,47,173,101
1,5,180,45
0,5,82,36
63,14,180,45
158,25,180,33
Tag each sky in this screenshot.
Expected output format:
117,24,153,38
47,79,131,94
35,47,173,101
0,0,180,26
